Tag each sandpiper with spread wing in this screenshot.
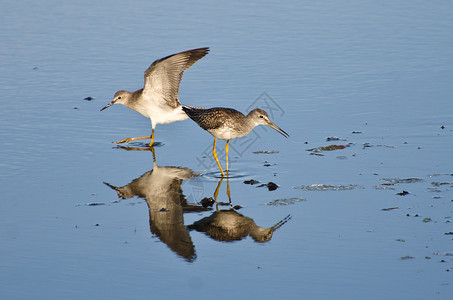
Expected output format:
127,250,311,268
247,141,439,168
101,47,209,146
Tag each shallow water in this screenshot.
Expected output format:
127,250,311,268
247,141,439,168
1,1,453,299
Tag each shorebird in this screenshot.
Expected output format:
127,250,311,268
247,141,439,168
101,47,209,146
188,211,291,242
182,107,289,176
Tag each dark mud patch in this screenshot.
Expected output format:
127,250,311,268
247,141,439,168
257,182,278,191
396,190,410,196
244,179,260,185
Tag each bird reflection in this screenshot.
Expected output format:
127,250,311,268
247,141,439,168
103,147,209,262
190,176,291,243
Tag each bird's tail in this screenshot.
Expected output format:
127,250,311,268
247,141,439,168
182,105,205,110
182,105,205,117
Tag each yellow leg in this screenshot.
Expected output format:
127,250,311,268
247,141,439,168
212,138,225,176
213,176,224,202
225,140,230,177
115,135,151,144
148,128,155,147
150,146,156,162
226,176,231,203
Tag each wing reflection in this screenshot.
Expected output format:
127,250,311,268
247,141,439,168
103,147,291,261
103,148,209,262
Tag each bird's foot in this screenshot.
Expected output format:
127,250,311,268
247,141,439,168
114,138,133,144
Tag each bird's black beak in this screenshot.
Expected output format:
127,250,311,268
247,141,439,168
100,100,116,111
267,120,289,138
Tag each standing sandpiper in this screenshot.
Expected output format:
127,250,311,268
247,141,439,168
182,107,289,176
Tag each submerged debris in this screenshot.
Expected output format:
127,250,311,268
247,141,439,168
396,191,410,196
294,184,363,191
263,161,276,167
310,153,324,156
257,182,278,191
252,150,279,154
429,173,453,178
76,202,106,207
400,256,414,260
381,207,399,211
374,185,396,190
362,143,397,149
200,197,215,208
431,181,453,187
381,178,423,184
244,179,260,185
326,136,346,141
266,197,306,206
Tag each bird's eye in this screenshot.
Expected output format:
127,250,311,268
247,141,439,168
117,96,122,100
259,115,264,118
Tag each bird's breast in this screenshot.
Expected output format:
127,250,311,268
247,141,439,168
208,126,250,140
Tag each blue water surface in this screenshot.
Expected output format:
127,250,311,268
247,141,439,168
1,1,453,299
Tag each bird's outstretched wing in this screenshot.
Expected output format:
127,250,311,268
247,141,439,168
143,47,209,108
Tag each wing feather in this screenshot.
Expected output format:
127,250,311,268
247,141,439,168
143,47,209,108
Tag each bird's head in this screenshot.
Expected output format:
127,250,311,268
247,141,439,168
248,109,289,138
100,90,130,111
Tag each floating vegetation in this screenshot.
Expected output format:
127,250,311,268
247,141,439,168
381,178,423,184
381,207,399,211
252,150,279,154
423,218,432,223
431,181,453,187
310,153,324,156
294,184,364,191
374,185,396,190
400,256,414,260
263,161,276,167
395,238,405,242
307,144,347,152
428,173,453,178
326,136,347,141
266,197,306,206
362,143,397,149
76,202,106,207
